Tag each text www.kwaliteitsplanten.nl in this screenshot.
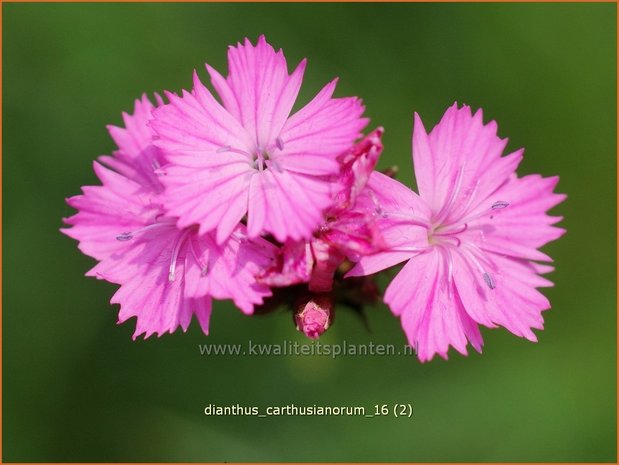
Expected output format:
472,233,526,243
198,340,416,358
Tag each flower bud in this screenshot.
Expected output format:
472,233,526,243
294,295,334,340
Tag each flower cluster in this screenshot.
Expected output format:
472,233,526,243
63,36,565,361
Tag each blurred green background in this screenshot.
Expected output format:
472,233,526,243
3,2,616,462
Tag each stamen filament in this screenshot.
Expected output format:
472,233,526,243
168,229,193,282
217,145,252,158
388,246,429,254
439,235,461,247
460,243,497,290
434,223,468,237
432,165,465,226
438,247,455,297
116,221,173,241
457,201,510,225
444,180,480,226
188,237,209,276
380,211,430,229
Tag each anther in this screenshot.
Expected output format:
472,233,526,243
216,146,231,153
115,221,174,242
368,190,385,217
491,201,509,210
483,272,496,290
276,137,284,151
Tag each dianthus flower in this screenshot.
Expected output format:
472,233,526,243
63,96,274,338
348,104,566,361
151,35,368,244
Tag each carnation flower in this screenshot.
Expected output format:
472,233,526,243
151,35,368,244
348,104,566,361
63,96,274,339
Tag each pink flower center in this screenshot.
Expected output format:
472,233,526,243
216,137,286,172
425,200,510,291
378,169,510,292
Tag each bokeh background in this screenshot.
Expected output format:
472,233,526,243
3,2,616,462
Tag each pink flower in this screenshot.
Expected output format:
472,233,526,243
63,96,274,339
348,104,566,361
151,35,368,244
258,129,385,293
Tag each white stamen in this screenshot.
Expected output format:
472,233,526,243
217,145,253,159
438,247,455,298
434,223,468,237
188,237,209,276
432,165,465,226
444,179,480,227
439,235,462,247
168,229,192,282
388,246,429,254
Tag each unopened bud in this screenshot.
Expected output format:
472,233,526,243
294,295,334,340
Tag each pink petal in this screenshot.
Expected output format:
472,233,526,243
88,225,200,339
89,223,273,337
62,162,161,261
151,83,252,157
279,79,368,176
162,162,252,243
346,172,431,276
193,297,213,335
331,127,384,211
465,174,566,262
385,249,483,362
183,228,274,314
321,210,385,260
225,35,307,147
452,251,550,342
247,170,332,242
413,104,524,219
